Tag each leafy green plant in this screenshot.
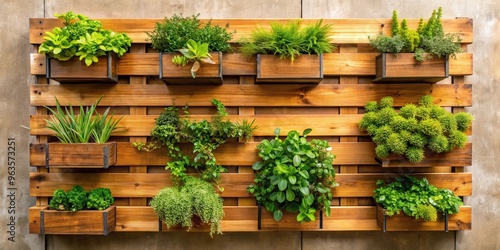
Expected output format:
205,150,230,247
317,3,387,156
148,14,234,53
44,96,123,143
172,39,216,78
134,99,257,187
239,20,335,62
374,176,463,221
39,11,132,66
247,128,337,223
368,8,463,61
150,176,224,237
49,186,114,211
87,188,114,210
359,95,472,163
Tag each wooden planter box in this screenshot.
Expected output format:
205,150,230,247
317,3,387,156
375,143,472,168
33,205,116,235
258,205,321,231
46,52,118,83
374,53,449,83
256,54,323,83
376,204,450,232
31,142,117,168
160,52,223,84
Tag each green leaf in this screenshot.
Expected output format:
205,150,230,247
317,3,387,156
277,191,285,203
288,175,297,184
273,210,283,221
53,48,62,54
297,212,307,222
252,161,264,170
293,155,302,167
274,127,281,137
286,189,295,201
306,150,315,158
269,192,278,201
299,186,310,196
299,170,309,179
278,179,287,191
306,194,314,205
303,128,312,136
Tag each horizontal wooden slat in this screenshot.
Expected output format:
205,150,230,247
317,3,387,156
30,52,473,77
30,84,472,107
31,142,379,167
29,18,473,45
323,206,378,231
115,206,159,232
30,114,364,137
30,172,471,198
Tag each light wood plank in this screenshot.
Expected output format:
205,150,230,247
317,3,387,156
323,206,379,231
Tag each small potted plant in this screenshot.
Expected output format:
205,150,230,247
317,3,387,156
368,8,463,82
38,11,132,82
374,176,463,231
31,96,122,168
32,185,115,235
151,176,224,237
148,14,234,84
358,95,472,167
239,20,335,83
247,128,337,230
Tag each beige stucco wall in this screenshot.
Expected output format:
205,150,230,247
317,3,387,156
1,1,498,249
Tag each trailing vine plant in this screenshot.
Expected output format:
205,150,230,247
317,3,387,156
359,95,473,163
368,7,463,61
247,128,337,223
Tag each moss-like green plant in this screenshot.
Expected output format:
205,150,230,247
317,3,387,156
148,14,234,53
239,20,335,62
150,176,224,237
359,95,472,163
368,8,463,61
49,186,114,211
374,176,463,221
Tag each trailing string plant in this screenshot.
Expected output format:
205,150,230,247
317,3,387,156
239,19,335,62
148,14,234,78
44,96,123,143
247,128,337,223
150,176,224,237
49,185,114,211
374,176,463,221
358,95,473,163
39,11,132,66
368,7,463,61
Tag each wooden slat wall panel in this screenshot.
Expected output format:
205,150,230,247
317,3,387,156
30,172,472,198
30,84,472,107
29,18,473,45
29,18,473,233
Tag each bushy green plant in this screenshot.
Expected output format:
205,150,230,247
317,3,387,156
172,39,216,78
87,188,114,210
239,20,335,62
359,95,472,163
134,99,257,187
374,176,463,221
44,96,123,143
148,14,234,53
247,128,337,223
39,11,131,66
150,176,224,237
368,8,462,61
49,186,114,211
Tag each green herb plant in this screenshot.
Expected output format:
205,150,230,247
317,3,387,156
134,99,257,188
148,14,234,53
39,11,132,66
150,176,224,237
359,95,472,163
247,128,337,223
368,8,463,61
44,96,123,143
172,39,216,78
49,185,114,211
374,176,463,221
239,20,335,62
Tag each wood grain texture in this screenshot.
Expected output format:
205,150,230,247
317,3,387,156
29,18,473,45
30,142,117,168
30,84,472,107
322,206,379,231
256,54,322,83
30,172,471,198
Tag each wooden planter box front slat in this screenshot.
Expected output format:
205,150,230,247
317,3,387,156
375,143,472,168
31,142,117,168
160,52,223,84
376,204,471,232
374,53,449,83
256,54,323,83
46,52,118,83
258,205,321,231
32,205,116,235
